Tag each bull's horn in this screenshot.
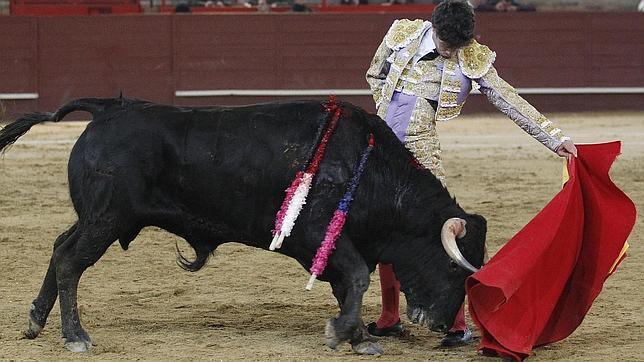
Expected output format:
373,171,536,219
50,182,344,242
441,218,479,273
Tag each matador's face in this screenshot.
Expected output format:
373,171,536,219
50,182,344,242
432,28,457,58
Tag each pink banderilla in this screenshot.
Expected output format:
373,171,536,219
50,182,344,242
306,134,375,290
270,97,342,251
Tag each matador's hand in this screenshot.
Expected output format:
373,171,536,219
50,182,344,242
556,140,578,160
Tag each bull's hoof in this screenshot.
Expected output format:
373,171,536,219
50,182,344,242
352,341,383,355
65,340,92,353
324,319,341,350
24,318,43,339
64,329,92,353
24,306,44,339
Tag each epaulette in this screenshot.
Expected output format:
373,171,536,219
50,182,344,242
457,40,496,79
385,19,427,51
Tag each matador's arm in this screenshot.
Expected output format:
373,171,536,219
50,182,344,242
365,38,393,111
476,67,570,153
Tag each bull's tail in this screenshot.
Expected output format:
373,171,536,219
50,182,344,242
0,98,112,153
175,241,213,272
0,112,56,153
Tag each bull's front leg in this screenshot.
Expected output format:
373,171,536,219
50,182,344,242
323,237,382,355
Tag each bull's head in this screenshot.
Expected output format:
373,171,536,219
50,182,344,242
393,213,487,333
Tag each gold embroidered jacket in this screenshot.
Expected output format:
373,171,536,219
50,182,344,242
366,19,570,152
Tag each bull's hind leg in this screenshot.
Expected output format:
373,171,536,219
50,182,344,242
322,237,382,355
52,222,118,352
25,223,78,339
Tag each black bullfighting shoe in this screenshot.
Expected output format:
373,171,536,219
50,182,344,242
440,328,473,347
366,320,405,337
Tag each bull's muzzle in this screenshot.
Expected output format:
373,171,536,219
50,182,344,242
407,306,448,332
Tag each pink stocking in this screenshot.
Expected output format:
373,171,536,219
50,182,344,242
376,263,400,328
449,303,467,332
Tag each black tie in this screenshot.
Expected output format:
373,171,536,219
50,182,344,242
420,50,440,61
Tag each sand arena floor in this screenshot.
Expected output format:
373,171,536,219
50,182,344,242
0,111,642,361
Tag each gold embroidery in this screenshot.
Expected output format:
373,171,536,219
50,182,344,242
435,57,464,120
443,58,457,74
440,92,459,106
373,23,426,119
394,58,442,99
366,38,391,111
398,67,421,84
458,40,496,79
373,92,383,109
549,128,562,137
404,98,445,184
441,78,461,92
417,59,443,83
435,104,464,121
385,19,426,50
403,82,441,99
482,67,568,141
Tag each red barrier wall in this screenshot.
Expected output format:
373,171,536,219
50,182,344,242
1,12,642,119
0,17,38,115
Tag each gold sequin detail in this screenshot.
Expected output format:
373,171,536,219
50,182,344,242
440,92,459,106
369,21,426,119
435,57,463,121
435,104,464,121
366,37,391,111
385,19,426,50
441,78,461,92
416,58,443,82
443,58,457,74
458,40,496,79
394,57,442,100
482,67,568,141
404,98,445,184
398,82,441,100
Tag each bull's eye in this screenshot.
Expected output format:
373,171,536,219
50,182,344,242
449,260,459,270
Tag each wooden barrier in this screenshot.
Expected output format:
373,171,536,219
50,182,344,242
9,0,141,15
0,12,642,119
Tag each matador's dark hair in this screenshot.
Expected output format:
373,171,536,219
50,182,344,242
431,0,475,48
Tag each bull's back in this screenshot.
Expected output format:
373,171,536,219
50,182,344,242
67,99,331,238
172,101,331,234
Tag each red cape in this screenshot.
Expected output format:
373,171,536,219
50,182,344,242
465,142,636,361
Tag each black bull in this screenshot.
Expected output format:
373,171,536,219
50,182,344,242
0,98,486,354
